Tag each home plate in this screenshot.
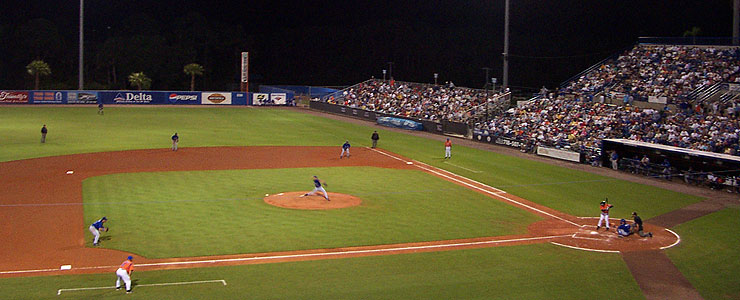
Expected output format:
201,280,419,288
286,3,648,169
60,265,71,270
590,231,598,235
66,170,74,175
406,162,413,165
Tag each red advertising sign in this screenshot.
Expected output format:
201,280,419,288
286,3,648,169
0,91,29,103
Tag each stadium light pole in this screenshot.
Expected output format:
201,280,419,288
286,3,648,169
79,0,84,90
734,0,739,45
434,73,438,85
387,62,394,80
502,0,510,90
382,69,386,81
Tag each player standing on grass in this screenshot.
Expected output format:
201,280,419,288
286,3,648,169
371,131,379,148
340,140,351,159
444,138,452,159
40,124,48,143
88,217,107,246
302,175,330,201
171,132,179,151
115,256,134,294
596,199,613,231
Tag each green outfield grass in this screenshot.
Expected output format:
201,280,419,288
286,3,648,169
83,167,541,258
0,106,718,299
0,106,701,219
0,244,643,300
665,207,740,300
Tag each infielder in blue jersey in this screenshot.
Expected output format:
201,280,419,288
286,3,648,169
302,175,330,201
89,217,108,246
340,141,351,159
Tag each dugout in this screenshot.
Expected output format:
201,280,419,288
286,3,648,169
601,139,740,177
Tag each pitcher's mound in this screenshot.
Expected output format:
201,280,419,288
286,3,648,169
264,192,362,210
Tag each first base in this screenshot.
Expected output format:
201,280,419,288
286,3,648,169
406,162,413,165
66,170,74,174
60,265,72,270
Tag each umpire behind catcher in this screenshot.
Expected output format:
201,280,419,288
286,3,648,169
631,211,653,238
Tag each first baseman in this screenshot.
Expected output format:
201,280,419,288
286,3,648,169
89,216,108,246
115,256,134,294
596,199,613,231
340,141,351,159
302,175,330,201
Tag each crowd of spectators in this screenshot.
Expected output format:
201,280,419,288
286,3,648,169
561,45,740,103
327,79,504,123
477,95,740,157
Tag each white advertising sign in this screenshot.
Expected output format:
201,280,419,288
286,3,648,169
270,93,287,105
536,146,581,162
202,92,232,105
253,93,269,105
241,52,249,83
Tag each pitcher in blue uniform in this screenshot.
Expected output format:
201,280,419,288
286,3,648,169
302,175,330,201
340,141,351,159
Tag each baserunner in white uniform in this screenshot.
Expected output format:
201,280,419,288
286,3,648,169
302,175,330,201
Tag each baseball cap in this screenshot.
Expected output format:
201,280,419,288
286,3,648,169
101,217,107,221
620,219,626,223
128,256,133,260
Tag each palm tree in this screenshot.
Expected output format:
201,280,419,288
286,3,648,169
183,63,204,91
26,60,51,90
683,26,701,45
127,72,152,90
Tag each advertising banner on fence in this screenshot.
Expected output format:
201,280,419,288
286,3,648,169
648,95,667,104
100,91,163,104
270,93,287,105
536,146,581,162
67,91,98,104
202,92,231,105
252,93,269,105
167,92,199,104
232,93,248,105
377,116,423,131
0,91,29,103
31,91,65,104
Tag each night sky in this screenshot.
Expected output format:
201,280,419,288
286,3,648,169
0,0,736,91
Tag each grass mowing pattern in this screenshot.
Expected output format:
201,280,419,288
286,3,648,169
1,106,701,218
83,167,541,258
665,207,740,300
0,244,642,300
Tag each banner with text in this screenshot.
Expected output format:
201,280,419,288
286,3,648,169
202,92,232,105
31,91,66,104
0,91,29,103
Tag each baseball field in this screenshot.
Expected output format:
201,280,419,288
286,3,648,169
0,106,738,299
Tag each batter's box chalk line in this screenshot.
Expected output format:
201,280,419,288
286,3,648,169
57,279,227,295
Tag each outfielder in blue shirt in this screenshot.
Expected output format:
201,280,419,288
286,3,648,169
340,141,351,159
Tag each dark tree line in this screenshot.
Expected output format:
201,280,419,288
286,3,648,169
0,0,732,91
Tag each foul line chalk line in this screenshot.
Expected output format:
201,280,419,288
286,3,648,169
57,279,226,295
442,161,483,173
368,148,580,227
549,242,620,253
6,235,571,276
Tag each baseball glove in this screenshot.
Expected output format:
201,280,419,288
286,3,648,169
101,227,108,232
